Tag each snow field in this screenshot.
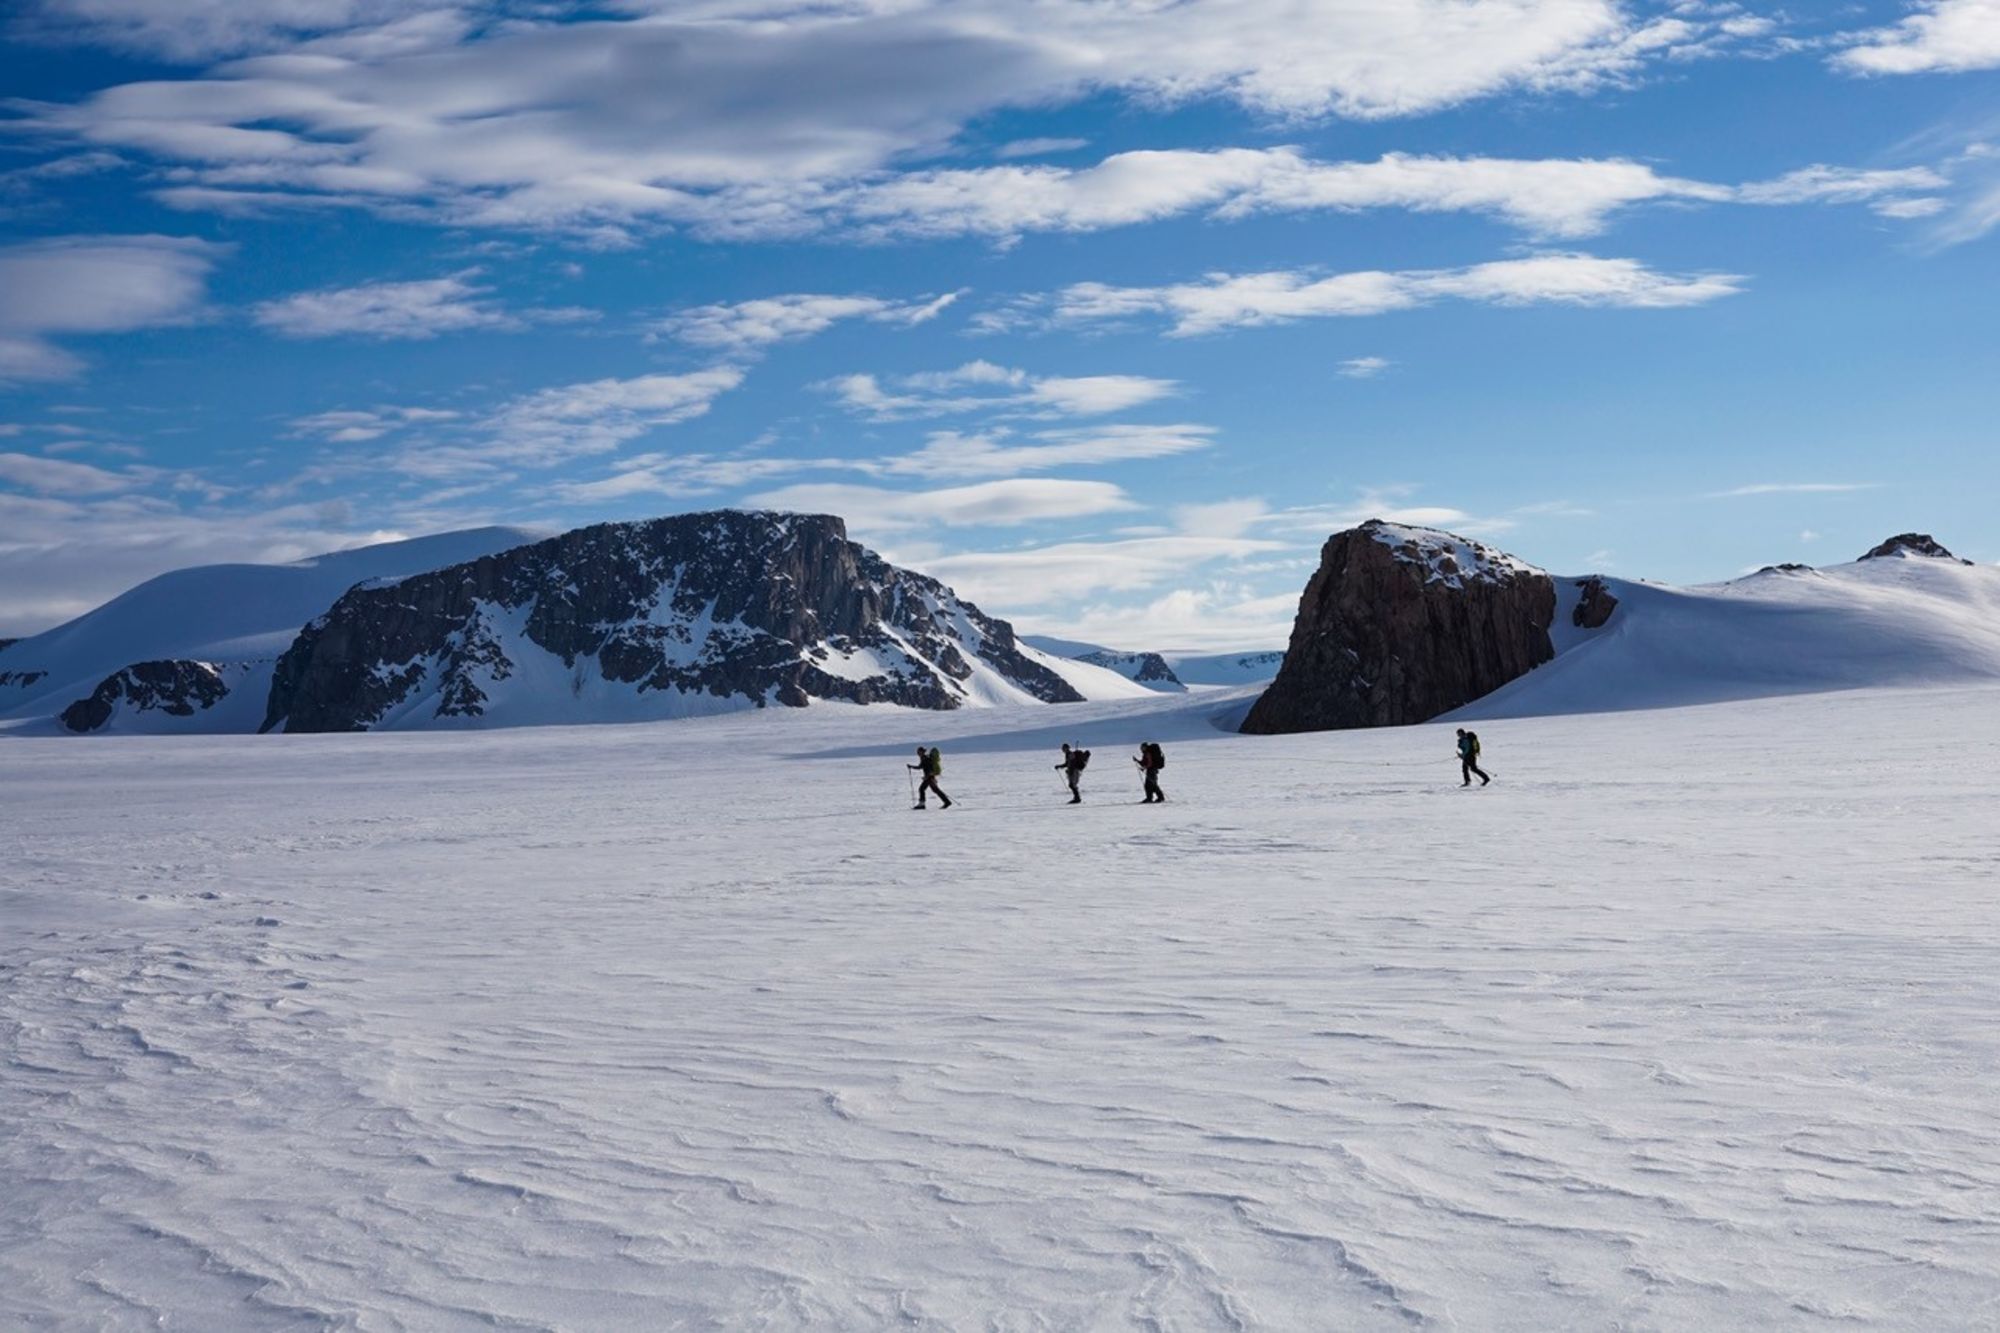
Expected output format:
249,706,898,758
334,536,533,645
3,684,1998,1328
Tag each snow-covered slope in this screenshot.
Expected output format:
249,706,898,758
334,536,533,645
0,526,544,723
5,684,1997,1326
1167,649,1286,686
1455,538,2000,720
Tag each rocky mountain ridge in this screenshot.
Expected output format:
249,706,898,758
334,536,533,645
261,511,1118,733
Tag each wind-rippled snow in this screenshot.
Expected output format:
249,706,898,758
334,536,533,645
4,686,1998,1328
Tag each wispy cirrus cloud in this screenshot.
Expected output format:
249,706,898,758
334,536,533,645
254,271,594,340
1707,481,1882,498
749,478,1137,531
0,449,148,495
994,254,1744,337
821,360,1181,419
657,291,959,352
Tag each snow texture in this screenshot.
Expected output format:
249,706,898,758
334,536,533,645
1366,521,1544,589
4,683,1998,1327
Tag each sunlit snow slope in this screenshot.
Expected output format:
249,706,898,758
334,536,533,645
1457,546,2000,720
3,684,1997,1327
0,527,544,721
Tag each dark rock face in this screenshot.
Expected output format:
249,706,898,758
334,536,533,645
0,638,15,653
1859,533,1970,564
60,660,231,734
1076,650,1184,689
0,669,48,689
1240,521,1557,735
262,510,1081,733
1572,576,1620,630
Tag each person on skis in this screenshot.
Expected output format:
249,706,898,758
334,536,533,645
1456,728,1490,787
1056,742,1090,804
1133,741,1166,803
909,745,952,809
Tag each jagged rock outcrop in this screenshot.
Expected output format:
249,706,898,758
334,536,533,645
0,668,48,690
1075,650,1185,692
1572,576,1620,630
60,660,232,734
1859,533,1971,564
1240,521,1556,735
262,511,1084,733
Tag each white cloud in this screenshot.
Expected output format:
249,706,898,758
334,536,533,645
0,234,225,381
13,3,1772,239
822,361,1181,419
748,478,1135,531
254,272,592,339
16,0,445,60
473,370,746,469
659,291,959,351
1173,498,1270,538
1836,0,2000,75
914,533,1284,605
372,369,746,480
0,450,143,496
1338,356,1392,379
1708,482,1881,498
1735,164,1951,206
290,405,460,443
993,137,1089,159
1030,254,1744,337
1034,583,1301,653
876,423,1215,479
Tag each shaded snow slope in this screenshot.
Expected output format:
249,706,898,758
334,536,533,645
1456,548,2000,720
0,527,544,721
3,685,1997,1326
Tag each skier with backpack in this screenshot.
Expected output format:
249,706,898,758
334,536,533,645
1056,742,1091,804
909,745,952,809
1133,741,1166,803
1456,728,1490,787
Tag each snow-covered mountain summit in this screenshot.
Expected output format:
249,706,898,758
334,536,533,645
261,510,1146,732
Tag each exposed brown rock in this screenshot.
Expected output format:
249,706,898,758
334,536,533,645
1240,521,1556,735
1572,576,1619,630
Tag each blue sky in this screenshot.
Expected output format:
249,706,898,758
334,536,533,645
2,0,1997,648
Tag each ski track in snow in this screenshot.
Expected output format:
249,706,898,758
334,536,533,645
4,685,1999,1330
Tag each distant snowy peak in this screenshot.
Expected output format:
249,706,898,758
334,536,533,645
262,511,1138,733
1363,519,1545,589
1073,650,1186,693
1858,533,1971,564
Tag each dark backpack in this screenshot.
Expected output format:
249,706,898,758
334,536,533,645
1150,744,1165,770
924,748,942,777
1074,749,1091,771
